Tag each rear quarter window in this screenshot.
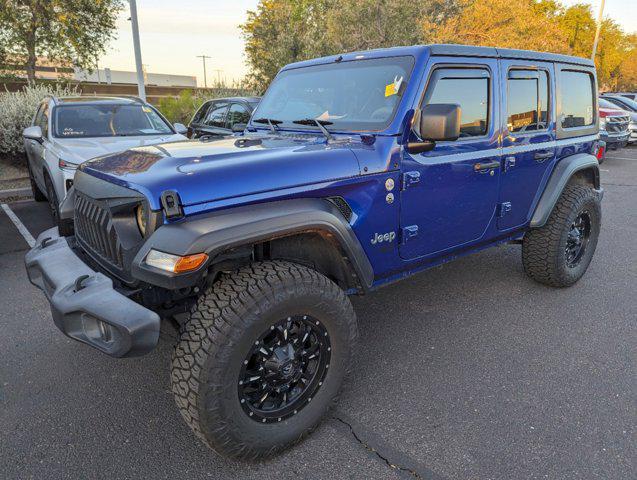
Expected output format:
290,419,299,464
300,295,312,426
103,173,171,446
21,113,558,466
560,70,595,128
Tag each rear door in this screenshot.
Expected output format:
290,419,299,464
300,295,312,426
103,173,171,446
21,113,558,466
399,58,502,260
497,60,555,231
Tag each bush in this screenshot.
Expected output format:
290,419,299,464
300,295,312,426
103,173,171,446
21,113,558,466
0,83,78,156
157,90,204,125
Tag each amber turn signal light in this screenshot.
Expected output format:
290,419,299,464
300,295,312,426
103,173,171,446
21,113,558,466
174,253,208,273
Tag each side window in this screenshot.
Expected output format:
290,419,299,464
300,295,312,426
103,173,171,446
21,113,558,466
560,70,594,128
38,103,50,137
204,102,229,128
424,68,489,137
192,101,211,125
226,103,251,128
506,69,550,132
33,103,44,127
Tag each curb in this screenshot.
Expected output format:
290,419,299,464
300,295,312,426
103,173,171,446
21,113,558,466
0,187,32,202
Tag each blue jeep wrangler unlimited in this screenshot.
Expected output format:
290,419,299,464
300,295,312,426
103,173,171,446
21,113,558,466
26,45,603,459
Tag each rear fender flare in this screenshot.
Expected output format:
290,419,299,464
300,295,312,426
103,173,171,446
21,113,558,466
530,153,601,228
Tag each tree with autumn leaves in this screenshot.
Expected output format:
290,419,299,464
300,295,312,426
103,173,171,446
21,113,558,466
242,0,637,93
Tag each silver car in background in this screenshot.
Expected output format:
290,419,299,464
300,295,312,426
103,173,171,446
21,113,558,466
23,96,187,231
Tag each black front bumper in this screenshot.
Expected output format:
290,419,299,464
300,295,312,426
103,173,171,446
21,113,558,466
25,228,160,357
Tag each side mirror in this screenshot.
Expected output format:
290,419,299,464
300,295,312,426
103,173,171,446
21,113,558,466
231,123,247,133
408,103,461,154
173,123,188,134
23,125,43,142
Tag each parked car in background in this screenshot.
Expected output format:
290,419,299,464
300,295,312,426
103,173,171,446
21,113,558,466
187,96,260,138
601,94,637,144
23,96,188,232
597,98,630,150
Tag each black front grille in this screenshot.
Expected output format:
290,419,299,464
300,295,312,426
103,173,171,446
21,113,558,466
74,192,123,268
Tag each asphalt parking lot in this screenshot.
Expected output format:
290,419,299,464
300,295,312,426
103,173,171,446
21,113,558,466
1,149,635,480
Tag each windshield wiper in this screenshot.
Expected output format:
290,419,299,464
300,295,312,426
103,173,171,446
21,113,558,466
253,117,282,133
292,118,334,142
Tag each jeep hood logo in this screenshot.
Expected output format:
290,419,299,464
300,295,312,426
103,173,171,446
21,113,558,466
371,231,396,244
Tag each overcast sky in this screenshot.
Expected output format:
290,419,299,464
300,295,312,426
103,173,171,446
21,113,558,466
99,0,637,87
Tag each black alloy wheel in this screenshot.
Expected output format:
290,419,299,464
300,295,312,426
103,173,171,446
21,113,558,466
565,211,591,268
238,315,331,423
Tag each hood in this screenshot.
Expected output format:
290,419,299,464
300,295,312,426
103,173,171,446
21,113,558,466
57,134,187,164
80,134,362,210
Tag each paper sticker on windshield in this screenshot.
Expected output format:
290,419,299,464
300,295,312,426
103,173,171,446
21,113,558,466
142,106,152,113
385,76,404,97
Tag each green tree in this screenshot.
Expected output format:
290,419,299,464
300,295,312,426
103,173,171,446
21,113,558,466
241,0,459,93
0,0,123,83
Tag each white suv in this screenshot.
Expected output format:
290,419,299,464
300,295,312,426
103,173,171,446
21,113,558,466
23,96,187,230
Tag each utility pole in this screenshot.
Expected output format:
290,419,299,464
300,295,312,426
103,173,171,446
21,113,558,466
591,0,606,60
197,55,211,88
128,0,146,100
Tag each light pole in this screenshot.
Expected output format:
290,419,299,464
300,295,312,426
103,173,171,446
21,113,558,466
128,0,146,100
197,55,211,88
591,0,606,60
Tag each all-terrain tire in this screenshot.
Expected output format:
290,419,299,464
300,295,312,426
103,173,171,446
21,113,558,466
171,260,358,460
27,159,46,202
522,183,601,287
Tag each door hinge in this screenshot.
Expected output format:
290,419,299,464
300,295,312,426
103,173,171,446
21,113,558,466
497,202,512,218
401,225,419,244
504,156,516,172
402,171,421,190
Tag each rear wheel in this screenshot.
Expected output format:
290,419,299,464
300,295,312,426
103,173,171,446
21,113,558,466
171,260,357,460
522,183,601,287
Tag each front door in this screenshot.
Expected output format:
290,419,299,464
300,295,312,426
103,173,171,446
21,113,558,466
497,60,556,230
400,59,501,260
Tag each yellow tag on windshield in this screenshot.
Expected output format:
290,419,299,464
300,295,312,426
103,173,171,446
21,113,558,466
384,75,404,97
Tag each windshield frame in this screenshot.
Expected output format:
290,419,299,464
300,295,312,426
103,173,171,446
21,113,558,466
52,102,176,139
249,55,416,134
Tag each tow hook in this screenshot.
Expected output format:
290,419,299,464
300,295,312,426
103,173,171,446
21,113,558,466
74,274,90,292
41,237,54,248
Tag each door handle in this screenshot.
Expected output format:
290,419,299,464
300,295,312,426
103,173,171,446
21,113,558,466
534,150,553,161
474,160,500,171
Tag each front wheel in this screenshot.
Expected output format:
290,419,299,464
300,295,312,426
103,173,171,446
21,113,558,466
522,183,601,287
171,260,357,460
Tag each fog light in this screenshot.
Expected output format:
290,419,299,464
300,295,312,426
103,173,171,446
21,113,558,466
145,249,208,273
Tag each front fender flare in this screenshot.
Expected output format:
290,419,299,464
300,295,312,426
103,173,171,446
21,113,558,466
131,198,374,291
530,153,601,229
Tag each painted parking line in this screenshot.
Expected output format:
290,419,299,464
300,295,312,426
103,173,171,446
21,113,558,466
1,203,36,247
605,155,637,161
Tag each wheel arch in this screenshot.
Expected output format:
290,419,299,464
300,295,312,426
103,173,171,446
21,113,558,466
530,153,602,229
131,198,374,293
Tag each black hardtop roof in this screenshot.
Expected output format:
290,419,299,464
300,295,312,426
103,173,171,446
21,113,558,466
428,44,595,67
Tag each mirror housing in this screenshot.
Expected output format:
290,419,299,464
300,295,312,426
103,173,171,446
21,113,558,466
173,123,188,134
408,103,461,154
231,122,247,133
23,125,43,142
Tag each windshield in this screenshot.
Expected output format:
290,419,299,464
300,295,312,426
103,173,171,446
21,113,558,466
252,56,415,132
53,104,173,138
605,96,637,112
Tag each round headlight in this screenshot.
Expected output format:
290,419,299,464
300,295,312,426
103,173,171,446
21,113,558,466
136,204,147,236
